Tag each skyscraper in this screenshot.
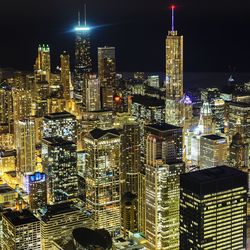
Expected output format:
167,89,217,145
43,112,77,143
60,51,71,100
180,166,248,249
84,128,121,236
165,6,184,126
98,47,116,110
86,74,101,111
145,123,184,249
74,9,92,104
34,44,51,83
199,134,228,169
15,119,36,175
42,138,78,204
2,209,41,250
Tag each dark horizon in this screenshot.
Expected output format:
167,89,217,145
0,0,250,73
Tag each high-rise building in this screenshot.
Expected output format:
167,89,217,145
229,132,249,169
15,119,36,175
2,209,41,250
0,83,13,128
121,122,140,195
145,123,185,249
0,150,16,175
198,101,214,135
165,6,184,126
60,51,71,100
74,11,92,103
228,102,250,141
98,47,116,110
200,134,228,169
34,44,51,83
41,202,92,250
42,138,78,204
84,128,121,235
34,80,49,117
147,75,160,89
43,112,77,143
12,89,32,121
86,74,101,111
25,172,47,210
180,166,248,249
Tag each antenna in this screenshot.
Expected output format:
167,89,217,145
171,5,175,31
78,11,81,26
84,4,87,26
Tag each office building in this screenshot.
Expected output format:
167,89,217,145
42,138,78,204
34,44,51,83
41,202,91,250
15,119,36,175
74,11,92,103
86,74,101,111
25,172,47,210
165,6,184,126
60,51,71,100
121,122,140,195
98,47,116,110
43,112,77,143
180,166,248,249
84,128,121,235
147,75,160,89
200,134,228,169
0,184,18,209
0,150,16,175
2,209,41,250
198,101,214,135
229,132,249,169
145,123,184,249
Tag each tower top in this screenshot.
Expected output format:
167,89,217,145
171,5,175,31
75,4,90,31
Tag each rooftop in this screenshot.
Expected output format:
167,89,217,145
44,111,75,120
181,166,248,195
202,134,226,141
229,102,250,108
146,123,181,131
132,94,165,107
3,209,39,226
88,128,120,140
42,137,76,147
41,202,79,222
0,184,15,194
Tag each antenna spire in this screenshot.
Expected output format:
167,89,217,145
84,4,87,27
171,5,175,31
78,11,81,26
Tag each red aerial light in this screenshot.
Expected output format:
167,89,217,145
171,5,176,10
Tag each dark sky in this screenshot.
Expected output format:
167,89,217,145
0,0,249,73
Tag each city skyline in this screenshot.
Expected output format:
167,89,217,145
1,0,250,72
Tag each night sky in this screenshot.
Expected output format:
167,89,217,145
0,0,250,73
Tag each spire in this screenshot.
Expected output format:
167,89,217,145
171,5,175,31
84,4,87,27
78,11,81,26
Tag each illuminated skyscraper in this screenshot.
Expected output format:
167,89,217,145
15,119,36,175
60,51,71,100
34,79,49,117
74,9,92,104
2,209,41,250
0,83,13,128
42,138,78,204
145,123,184,249
34,44,51,83
43,112,77,143
25,172,47,210
180,166,248,249
229,132,249,169
12,89,32,121
84,128,121,235
200,134,228,169
98,47,116,110
41,202,91,250
198,101,214,135
121,122,140,195
165,6,184,126
86,74,101,111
